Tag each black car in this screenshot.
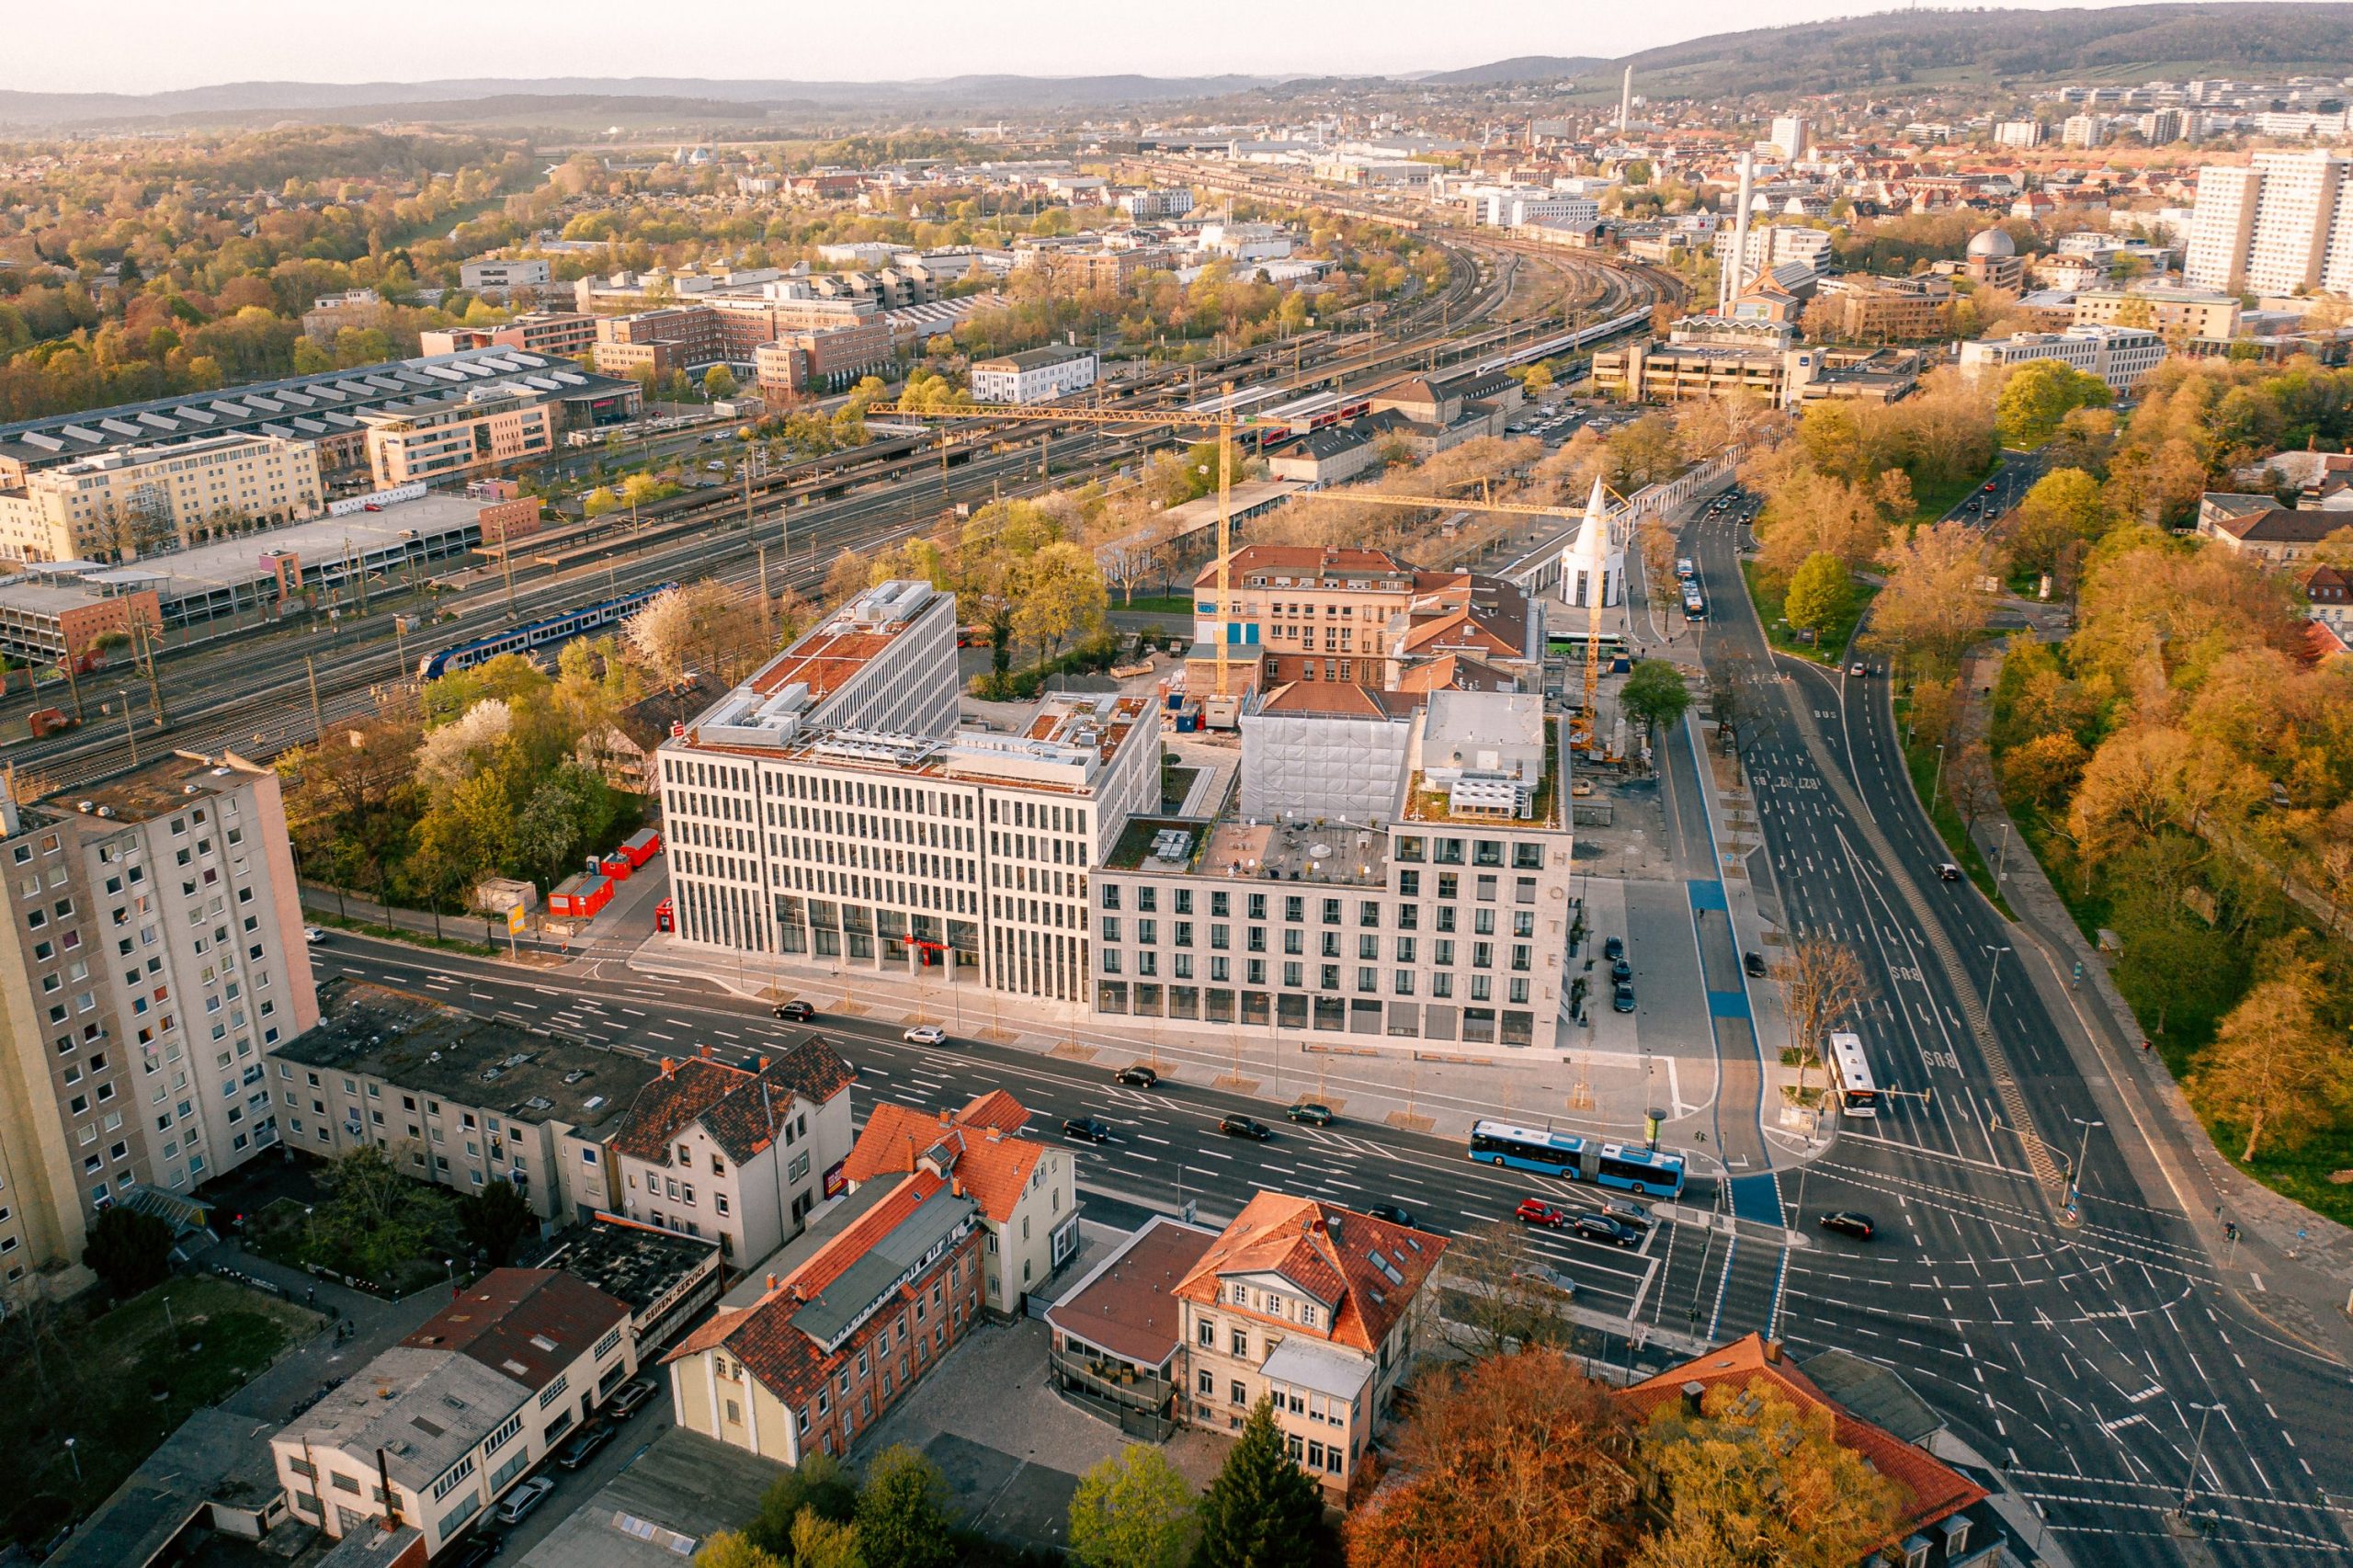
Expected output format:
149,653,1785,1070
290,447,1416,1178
1219,1114,1273,1141
1573,1214,1643,1248
1612,982,1636,1013
1598,1197,1652,1232
557,1423,615,1471
1743,951,1768,979
1602,936,1625,960
1063,1117,1112,1143
772,998,815,1021
1114,1065,1160,1087
1819,1210,1877,1241
1367,1203,1418,1228
446,1537,502,1568
1609,957,1632,982
1286,1102,1335,1126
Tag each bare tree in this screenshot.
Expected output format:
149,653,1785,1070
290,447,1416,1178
1438,1219,1582,1358
1774,937,1873,1095
1946,741,2002,835
1707,653,1767,764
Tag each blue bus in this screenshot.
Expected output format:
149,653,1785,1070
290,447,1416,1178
1467,1120,1688,1199
418,582,676,681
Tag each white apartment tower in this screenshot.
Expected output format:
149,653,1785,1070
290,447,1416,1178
2185,151,2353,296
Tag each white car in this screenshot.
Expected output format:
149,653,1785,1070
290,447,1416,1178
492,1475,554,1525
302,926,328,945
903,1024,949,1046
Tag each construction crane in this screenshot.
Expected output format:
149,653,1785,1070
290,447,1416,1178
1324,479,1629,756
870,388,1262,710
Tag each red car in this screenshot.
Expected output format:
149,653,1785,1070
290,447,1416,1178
1515,1199,1570,1227
1982,482,1996,493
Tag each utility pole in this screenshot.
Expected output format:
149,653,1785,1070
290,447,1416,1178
743,460,756,533
59,646,83,722
133,618,165,725
305,656,324,744
118,691,138,767
498,538,517,619
757,543,772,642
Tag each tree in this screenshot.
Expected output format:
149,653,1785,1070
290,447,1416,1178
1345,1350,1637,1568
855,1446,954,1568
2000,731,2088,812
83,1205,174,1296
790,1510,867,1568
1011,540,1108,665
625,580,763,685
1070,1446,1197,1568
1637,518,1678,611
2007,466,2109,575
1774,937,1872,1088
1995,358,2112,449
1945,741,2002,833
2189,951,2353,1163
515,764,619,888
1438,1220,1582,1358
457,1178,540,1268
703,364,740,401
1192,1397,1329,1568
1620,660,1693,745
1631,1377,1904,1568
1866,521,1996,673
1781,552,1853,637
746,1453,859,1554
695,1532,784,1568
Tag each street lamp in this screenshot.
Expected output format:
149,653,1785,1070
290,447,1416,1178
1982,944,2011,1015
1931,742,1947,808
63,1437,79,1484
2066,1116,2103,1221
2177,1401,2220,1517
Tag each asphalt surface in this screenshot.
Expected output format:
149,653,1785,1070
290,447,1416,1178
1667,484,2353,1568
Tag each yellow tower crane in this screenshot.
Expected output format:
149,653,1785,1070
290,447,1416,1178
871,387,1262,707
1325,479,1629,756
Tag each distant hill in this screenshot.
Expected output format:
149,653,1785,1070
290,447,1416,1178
1418,56,1610,86
1615,4,2353,97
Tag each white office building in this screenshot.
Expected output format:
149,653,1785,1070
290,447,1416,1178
970,346,1099,404
1956,324,2167,392
2184,150,2353,296
1768,117,1812,159
1712,222,1835,278
459,257,553,292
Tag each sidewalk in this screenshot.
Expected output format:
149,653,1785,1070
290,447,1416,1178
301,881,569,960
1950,648,2353,1360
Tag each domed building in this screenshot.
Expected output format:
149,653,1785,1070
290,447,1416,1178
1965,225,2024,290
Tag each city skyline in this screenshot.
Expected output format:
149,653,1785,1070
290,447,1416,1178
5,0,2192,97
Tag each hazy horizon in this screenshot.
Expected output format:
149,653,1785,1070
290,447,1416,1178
0,0,2217,97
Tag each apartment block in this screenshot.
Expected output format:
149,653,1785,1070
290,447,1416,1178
274,1269,634,1551
2185,152,2353,295
1174,1194,1444,1498
969,346,1099,404
843,1089,1079,1313
1993,121,2046,149
753,320,899,399
0,432,324,563
267,980,659,1221
1768,116,1812,158
1809,275,1954,343
1957,324,2166,392
662,1161,985,1464
359,387,555,488
606,1043,858,1262
1094,690,1575,1053
418,312,597,362
459,257,553,293
1712,222,1835,279
0,755,319,1290
2071,286,2242,343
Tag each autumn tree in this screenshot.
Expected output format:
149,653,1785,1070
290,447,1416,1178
1070,1446,1196,1568
1631,1377,1904,1568
1345,1350,1638,1568
1011,540,1108,665
1638,518,1678,610
2007,466,2109,576
1774,937,1872,1089
2000,730,2089,812
1438,1220,1582,1358
1866,521,1997,673
2189,948,2353,1163
1780,551,1852,638
1995,358,2113,449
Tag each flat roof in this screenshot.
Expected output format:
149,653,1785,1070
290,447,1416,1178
279,1346,526,1492
273,980,659,1139
23,751,264,829
514,1426,788,1568
47,1407,283,1568
532,1216,721,1319
1045,1215,1220,1368
1260,1336,1375,1399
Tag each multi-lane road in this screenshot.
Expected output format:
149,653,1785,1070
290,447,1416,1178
1669,487,2351,1567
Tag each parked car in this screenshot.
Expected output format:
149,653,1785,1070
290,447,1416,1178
1819,1210,1878,1241
1367,1203,1418,1228
1513,1266,1577,1297
903,1024,949,1045
1602,936,1625,960
1598,1198,1652,1232
1515,1198,1570,1228
1114,1064,1161,1087
1063,1117,1112,1143
492,1477,555,1525
1219,1114,1273,1141
1935,862,1963,883
1573,1213,1643,1248
1286,1102,1335,1126
1743,951,1768,978
607,1378,658,1419
773,999,815,1021
1609,957,1633,982
446,1536,502,1568
558,1423,616,1471
1612,982,1636,1013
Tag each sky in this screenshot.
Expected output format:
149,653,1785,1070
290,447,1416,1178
6,0,2165,97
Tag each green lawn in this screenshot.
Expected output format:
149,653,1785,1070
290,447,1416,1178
1740,561,1880,667
1113,594,1194,617
1892,688,2017,920
0,1277,320,1548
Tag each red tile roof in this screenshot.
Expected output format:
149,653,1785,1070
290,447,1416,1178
402,1268,629,1393
609,1042,856,1167
1172,1191,1446,1354
842,1096,1050,1225
1617,1334,1985,1544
